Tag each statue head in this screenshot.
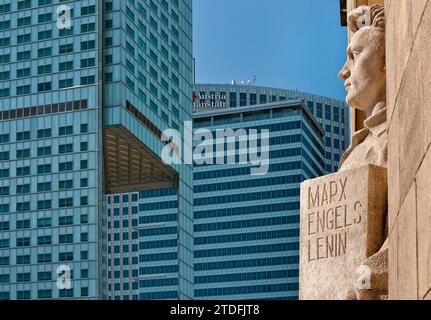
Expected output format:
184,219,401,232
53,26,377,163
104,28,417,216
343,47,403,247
339,5,386,117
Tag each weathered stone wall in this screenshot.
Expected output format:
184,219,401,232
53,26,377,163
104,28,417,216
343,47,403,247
385,0,431,300
346,0,431,300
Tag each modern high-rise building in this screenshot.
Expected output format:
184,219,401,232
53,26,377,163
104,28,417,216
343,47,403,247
0,0,193,300
192,100,325,300
106,188,180,300
108,99,325,300
193,84,350,173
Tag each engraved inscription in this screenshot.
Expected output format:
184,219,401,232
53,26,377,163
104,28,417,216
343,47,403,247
305,177,364,262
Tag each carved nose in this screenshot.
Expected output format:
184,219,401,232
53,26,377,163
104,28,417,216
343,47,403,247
339,66,350,80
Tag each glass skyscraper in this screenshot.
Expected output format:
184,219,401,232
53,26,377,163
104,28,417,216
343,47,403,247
192,100,325,299
0,0,193,300
193,84,350,173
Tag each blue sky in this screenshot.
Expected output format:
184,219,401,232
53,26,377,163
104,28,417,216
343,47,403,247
193,0,348,101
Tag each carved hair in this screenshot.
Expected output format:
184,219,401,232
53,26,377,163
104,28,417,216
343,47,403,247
348,4,385,33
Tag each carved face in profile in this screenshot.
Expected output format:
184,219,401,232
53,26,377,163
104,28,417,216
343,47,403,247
339,27,386,115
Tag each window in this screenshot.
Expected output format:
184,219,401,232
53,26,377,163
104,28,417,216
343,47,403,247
59,43,73,54
37,200,51,210
38,82,52,92
59,252,74,262
59,61,73,71
38,64,52,75
80,124,88,133
59,234,73,244
0,134,9,143
80,196,88,206
81,40,96,51
59,143,73,154
59,216,73,226
37,218,52,227
59,180,73,190
37,182,51,192
59,27,74,37
81,58,95,68
37,254,52,263
38,12,51,23
16,166,31,177
37,128,51,139
37,235,51,245
81,160,88,170
16,237,31,247
80,178,88,188
59,125,73,136
59,161,73,172
80,142,88,151
37,164,51,174
17,50,31,61
59,198,73,208
81,23,95,33
37,146,51,157
17,16,31,27
0,37,10,48
16,219,30,229
59,78,74,89
80,75,95,85
81,5,96,16
17,85,31,95
16,184,30,194
38,30,52,40
17,33,31,44
16,149,30,159
38,47,52,58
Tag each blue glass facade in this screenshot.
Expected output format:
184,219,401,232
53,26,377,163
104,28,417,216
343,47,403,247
103,0,193,300
193,84,350,173
192,101,325,299
0,0,193,300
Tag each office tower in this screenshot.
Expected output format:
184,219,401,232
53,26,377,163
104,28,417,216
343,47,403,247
192,100,325,299
193,84,350,173
0,0,193,300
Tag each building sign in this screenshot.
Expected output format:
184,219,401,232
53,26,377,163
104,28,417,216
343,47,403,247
193,92,227,109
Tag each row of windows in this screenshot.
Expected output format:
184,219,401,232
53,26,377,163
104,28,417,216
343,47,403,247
0,59,96,81
0,1,88,13
108,278,177,292
194,188,300,206
195,283,299,297
194,174,303,194
138,200,177,212
0,40,96,66
195,269,299,285
0,124,88,144
0,99,88,121
195,228,300,246
0,143,89,161
194,201,300,220
0,233,89,248
0,196,89,213
193,156,301,180
0,214,89,232
195,242,300,259
107,193,139,204
0,251,91,266
194,215,300,233
195,255,299,271
0,76,95,97
0,287,89,300
0,20,97,47
0,160,90,180
0,178,89,195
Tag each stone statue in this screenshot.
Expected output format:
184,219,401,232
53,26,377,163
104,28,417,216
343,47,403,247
338,4,388,300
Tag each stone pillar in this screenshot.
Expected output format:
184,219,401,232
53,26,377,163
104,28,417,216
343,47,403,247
384,0,431,300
